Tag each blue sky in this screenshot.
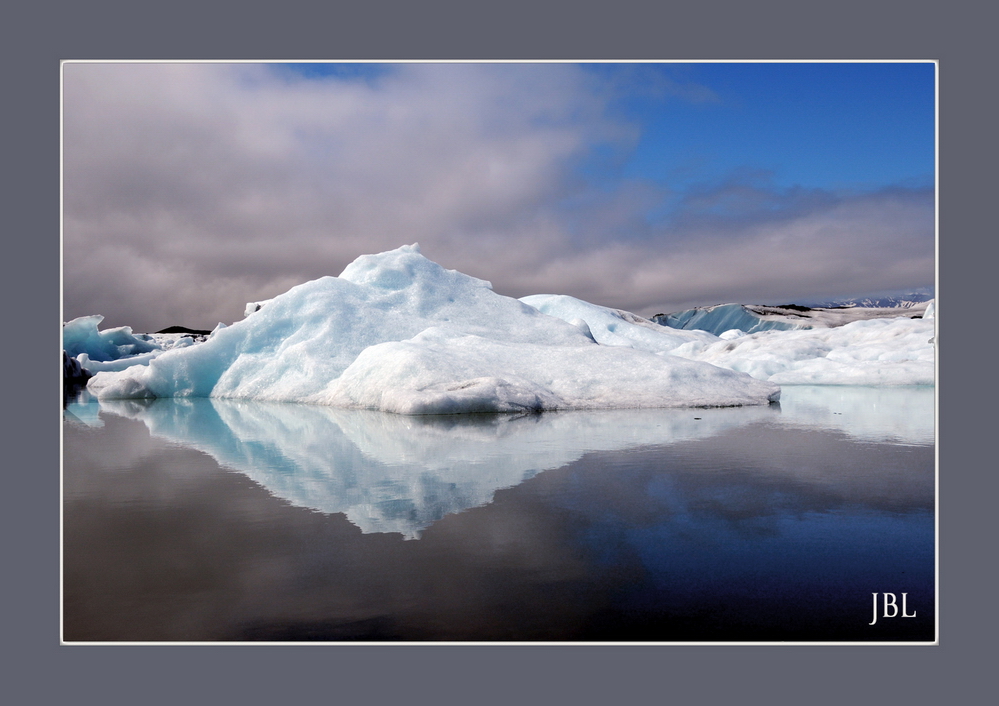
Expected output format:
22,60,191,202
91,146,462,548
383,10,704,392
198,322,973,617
603,62,933,190
63,62,935,331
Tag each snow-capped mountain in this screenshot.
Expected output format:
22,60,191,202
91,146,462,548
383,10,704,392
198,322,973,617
796,287,935,310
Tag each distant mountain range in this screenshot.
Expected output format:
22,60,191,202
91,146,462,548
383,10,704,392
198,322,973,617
794,287,935,310
652,297,934,336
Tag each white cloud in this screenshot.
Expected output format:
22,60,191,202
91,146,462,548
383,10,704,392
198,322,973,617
62,62,934,331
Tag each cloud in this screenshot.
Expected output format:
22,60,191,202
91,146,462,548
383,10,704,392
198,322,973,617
62,63,934,331
63,63,618,329
519,186,935,315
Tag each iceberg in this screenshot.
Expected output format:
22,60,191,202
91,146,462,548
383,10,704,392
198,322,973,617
670,317,935,386
62,315,213,374
63,314,161,363
523,295,935,387
86,245,779,412
652,303,807,336
653,300,934,335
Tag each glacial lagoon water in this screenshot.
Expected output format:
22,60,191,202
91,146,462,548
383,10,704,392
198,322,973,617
62,386,935,642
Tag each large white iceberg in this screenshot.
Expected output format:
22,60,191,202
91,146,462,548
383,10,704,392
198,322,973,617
87,245,780,413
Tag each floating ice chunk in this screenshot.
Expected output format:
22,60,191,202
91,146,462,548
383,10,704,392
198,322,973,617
923,299,935,320
652,303,807,335
90,245,779,410
63,315,161,362
127,333,201,352
654,301,934,333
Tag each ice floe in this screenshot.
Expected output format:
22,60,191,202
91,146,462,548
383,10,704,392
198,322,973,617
83,245,779,412
69,245,933,410
526,295,935,387
63,315,161,364
652,301,933,335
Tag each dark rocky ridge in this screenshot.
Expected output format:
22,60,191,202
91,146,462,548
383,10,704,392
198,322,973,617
63,350,92,405
155,326,213,336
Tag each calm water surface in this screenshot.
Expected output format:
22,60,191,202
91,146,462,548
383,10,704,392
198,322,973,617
62,386,934,642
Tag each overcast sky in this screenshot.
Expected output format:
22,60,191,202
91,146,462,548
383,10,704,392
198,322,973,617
63,61,935,332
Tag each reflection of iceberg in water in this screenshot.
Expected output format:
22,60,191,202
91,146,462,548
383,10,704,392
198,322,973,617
776,386,934,445
87,384,933,538
64,398,105,428
94,398,777,538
